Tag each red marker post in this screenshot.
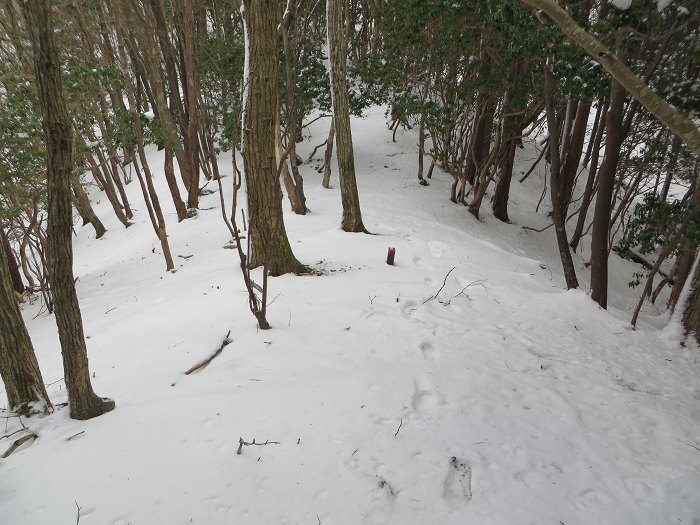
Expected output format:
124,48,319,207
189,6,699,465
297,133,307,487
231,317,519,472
387,247,396,266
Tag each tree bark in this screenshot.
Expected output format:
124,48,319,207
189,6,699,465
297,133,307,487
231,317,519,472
23,0,114,420
544,55,579,289
322,118,335,189
241,0,306,276
590,78,626,309
0,232,52,416
1,227,25,293
682,255,700,344
327,0,367,232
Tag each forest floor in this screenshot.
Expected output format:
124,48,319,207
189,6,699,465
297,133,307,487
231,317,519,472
2,106,700,525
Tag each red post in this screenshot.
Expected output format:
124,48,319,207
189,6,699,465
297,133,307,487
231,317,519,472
387,247,396,266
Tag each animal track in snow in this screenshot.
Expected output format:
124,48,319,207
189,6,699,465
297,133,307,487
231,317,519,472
443,456,472,503
411,375,438,415
419,340,439,361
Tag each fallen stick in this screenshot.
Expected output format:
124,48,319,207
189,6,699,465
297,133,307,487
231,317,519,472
185,331,232,375
237,437,281,455
2,432,37,458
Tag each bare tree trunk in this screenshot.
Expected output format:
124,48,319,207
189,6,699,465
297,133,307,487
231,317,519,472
327,0,367,232
570,102,607,252
590,78,626,309
0,232,52,416
1,227,25,293
70,172,106,239
544,55,579,289
23,0,114,420
322,118,335,188
682,255,700,344
241,0,306,276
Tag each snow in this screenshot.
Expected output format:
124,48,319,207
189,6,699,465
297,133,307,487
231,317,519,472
611,0,633,10
2,107,700,524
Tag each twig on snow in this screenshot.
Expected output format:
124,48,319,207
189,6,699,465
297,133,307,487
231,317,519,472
454,279,488,301
687,443,700,452
184,331,232,375
237,437,281,455
75,501,82,525
66,431,85,441
394,418,403,438
422,267,456,304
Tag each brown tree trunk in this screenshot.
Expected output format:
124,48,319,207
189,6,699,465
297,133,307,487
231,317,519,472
570,101,607,252
327,0,367,232
590,78,626,309
0,232,52,416
70,172,107,238
560,100,591,214
544,56,579,289
322,119,335,189
24,0,114,420
164,147,188,222
682,256,700,344
1,227,25,293
241,0,306,276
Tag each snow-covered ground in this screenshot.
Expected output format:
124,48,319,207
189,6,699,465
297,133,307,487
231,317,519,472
2,106,700,525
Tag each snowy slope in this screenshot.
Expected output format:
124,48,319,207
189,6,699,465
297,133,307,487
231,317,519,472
2,106,699,525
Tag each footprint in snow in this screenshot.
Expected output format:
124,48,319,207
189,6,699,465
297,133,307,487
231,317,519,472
419,340,439,361
443,456,472,503
412,375,438,416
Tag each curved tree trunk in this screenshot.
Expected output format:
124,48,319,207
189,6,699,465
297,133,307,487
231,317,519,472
0,233,52,416
241,0,306,276
24,0,114,420
327,0,367,233
1,227,25,293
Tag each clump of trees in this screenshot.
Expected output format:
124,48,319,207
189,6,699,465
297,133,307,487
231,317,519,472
1,0,699,419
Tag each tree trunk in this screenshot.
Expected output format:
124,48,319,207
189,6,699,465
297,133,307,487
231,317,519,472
590,78,626,309
23,0,114,420
0,234,52,416
322,119,335,189
560,100,591,214
570,101,607,252
70,172,107,238
682,255,700,344
544,56,579,289
241,0,306,276
327,0,367,233
1,227,25,293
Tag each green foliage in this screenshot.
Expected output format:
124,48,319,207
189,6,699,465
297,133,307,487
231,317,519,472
618,193,700,256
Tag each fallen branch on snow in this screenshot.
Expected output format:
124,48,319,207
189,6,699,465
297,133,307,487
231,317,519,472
422,267,456,304
1,432,37,458
237,437,281,455
184,331,232,375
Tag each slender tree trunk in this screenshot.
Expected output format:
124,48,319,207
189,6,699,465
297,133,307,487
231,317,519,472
327,0,367,232
23,0,114,420
560,100,591,213
241,0,306,276
1,227,25,293
164,147,188,222
544,55,579,289
70,172,106,238
682,255,700,344
0,233,52,416
570,102,607,252
322,119,335,188
590,78,626,309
